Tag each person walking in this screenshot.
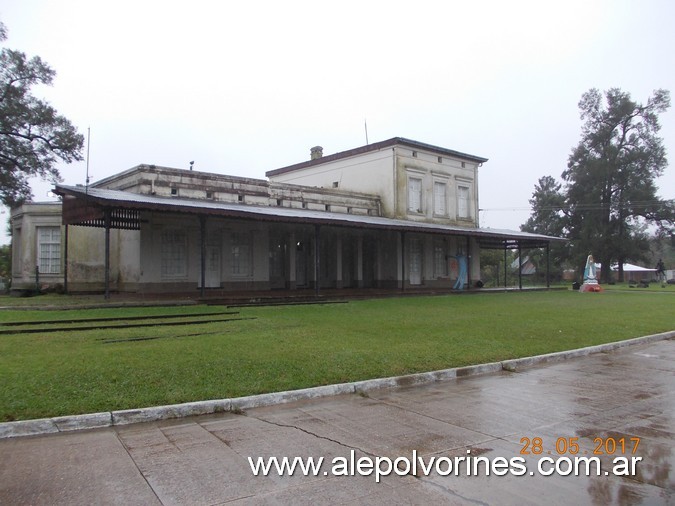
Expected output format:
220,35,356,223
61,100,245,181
655,259,666,285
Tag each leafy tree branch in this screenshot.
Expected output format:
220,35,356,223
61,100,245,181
0,21,83,207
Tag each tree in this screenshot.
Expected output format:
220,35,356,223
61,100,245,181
524,88,674,283
0,22,84,208
521,175,569,279
0,243,10,288
522,175,567,237
646,233,675,274
563,88,673,282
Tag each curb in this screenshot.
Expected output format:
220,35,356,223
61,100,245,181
500,330,675,371
1,330,673,439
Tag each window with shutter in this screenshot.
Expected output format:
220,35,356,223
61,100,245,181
433,182,446,216
408,177,422,213
458,185,470,219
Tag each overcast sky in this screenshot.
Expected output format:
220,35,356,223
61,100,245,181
2,0,675,245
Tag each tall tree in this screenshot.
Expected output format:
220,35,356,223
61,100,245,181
562,88,673,282
522,175,567,237
521,175,569,278
0,22,84,208
0,243,10,286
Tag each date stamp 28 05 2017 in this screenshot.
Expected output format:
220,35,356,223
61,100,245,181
519,436,641,456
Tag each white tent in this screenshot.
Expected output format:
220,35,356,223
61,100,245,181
597,263,656,282
614,263,656,273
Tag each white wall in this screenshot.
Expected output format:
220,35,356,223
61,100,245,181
394,148,479,226
10,203,63,288
269,148,396,215
269,144,480,227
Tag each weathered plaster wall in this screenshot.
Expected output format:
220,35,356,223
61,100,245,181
95,165,381,217
394,147,479,226
266,149,395,216
10,203,63,289
67,226,109,289
137,214,275,293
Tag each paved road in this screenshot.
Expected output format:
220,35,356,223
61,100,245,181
1,339,673,505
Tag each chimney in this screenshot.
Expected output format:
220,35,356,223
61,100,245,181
310,146,323,160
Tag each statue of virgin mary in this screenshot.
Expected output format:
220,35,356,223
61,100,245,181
583,254,598,284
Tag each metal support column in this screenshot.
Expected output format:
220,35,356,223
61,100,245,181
546,243,551,288
518,242,523,290
466,236,472,288
401,231,406,292
504,244,507,289
314,224,321,296
356,235,364,288
199,215,206,298
64,224,69,294
104,209,111,300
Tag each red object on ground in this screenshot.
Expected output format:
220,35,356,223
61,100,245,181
579,283,603,292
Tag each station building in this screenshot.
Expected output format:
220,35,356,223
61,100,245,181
10,138,559,297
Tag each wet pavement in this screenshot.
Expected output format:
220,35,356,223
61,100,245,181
0,338,673,505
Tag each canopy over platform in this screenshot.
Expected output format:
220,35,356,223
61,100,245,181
54,184,565,298
56,185,562,248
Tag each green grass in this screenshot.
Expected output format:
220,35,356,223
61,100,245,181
0,290,673,422
601,281,675,292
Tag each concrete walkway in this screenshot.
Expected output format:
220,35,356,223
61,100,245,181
1,338,673,505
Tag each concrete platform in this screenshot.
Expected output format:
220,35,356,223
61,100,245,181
1,339,673,505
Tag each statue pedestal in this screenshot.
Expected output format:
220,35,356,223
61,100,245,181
579,282,603,292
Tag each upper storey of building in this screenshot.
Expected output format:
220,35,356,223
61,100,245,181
266,137,488,227
91,164,382,217
69,137,486,226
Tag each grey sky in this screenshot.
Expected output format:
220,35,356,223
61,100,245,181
2,0,674,245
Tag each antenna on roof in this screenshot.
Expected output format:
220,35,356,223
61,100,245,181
85,127,91,195
364,119,369,145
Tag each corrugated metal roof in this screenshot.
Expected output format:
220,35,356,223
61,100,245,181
54,184,563,244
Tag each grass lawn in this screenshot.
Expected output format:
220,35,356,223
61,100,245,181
0,289,673,421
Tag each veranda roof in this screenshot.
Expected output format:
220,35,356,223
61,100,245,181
54,184,564,250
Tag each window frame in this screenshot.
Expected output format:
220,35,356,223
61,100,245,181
457,183,472,220
407,175,423,214
433,180,448,217
433,239,448,278
230,231,253,278
161,228,188,280
37,226,61,275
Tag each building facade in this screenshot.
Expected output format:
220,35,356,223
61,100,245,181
10,138,559,296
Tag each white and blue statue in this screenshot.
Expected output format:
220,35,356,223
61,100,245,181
580,254,603,292
583,254,598,284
